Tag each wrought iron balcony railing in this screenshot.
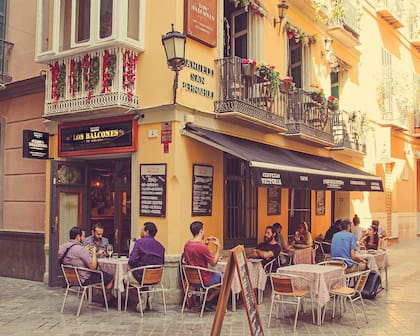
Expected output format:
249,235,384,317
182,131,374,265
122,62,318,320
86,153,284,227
44,47,139,118
214,56,287,130
332,109,367,153
214,57,339,146
0,39,14,84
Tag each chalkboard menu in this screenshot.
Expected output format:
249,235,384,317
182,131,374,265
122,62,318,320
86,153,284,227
192,164,213,216
267,187,281,215
211,245,264,336
140,164,166,217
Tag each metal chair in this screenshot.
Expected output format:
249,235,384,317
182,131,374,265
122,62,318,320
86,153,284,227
314,240,332,261
268,273,315,332
327,270,370,328
124,264,166,316
181,265,222,317
317,259,348,270
61,264,108,317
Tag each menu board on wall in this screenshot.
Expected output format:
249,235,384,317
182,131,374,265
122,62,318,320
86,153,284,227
140,164,166,217
192,164,214,216
267,187,281,215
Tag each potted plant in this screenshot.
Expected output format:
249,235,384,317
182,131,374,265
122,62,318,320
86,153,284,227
256,62,280,95
309,84,326,103
241,58,257,77
279,76,296,93
327,95,339,111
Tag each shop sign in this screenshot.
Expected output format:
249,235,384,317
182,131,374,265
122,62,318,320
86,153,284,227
182,59,215,99
184,0,217,47
58,116,137,156
22,130,49,160
140,164,167,217
192,164,213,216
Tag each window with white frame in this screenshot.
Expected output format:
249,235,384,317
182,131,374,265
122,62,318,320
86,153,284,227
288,38,312,89
381,48,393,118
36,0,144,58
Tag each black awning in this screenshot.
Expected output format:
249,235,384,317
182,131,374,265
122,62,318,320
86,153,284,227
183,126,383,192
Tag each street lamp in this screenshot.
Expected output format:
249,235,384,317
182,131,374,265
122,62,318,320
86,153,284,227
161,24,186,104
273,0,289,29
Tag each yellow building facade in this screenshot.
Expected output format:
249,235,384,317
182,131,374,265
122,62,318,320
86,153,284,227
0,0,414,299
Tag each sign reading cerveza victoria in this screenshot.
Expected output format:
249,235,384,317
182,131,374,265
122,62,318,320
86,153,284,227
59,118,135,156
22,130,49,159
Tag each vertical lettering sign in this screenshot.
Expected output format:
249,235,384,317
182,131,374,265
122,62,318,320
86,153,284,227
184,0,217,47
22,130,49,159
192,164,213,216
140,164,166,217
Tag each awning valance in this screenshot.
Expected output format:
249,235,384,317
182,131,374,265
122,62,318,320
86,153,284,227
183,126,383,192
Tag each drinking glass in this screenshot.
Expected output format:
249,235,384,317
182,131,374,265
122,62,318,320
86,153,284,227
106,244,113,258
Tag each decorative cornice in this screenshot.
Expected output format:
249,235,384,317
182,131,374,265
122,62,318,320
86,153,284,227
0,77,45,101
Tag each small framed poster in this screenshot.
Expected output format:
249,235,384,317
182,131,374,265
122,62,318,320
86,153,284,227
267,188,281,215
316,190,326,215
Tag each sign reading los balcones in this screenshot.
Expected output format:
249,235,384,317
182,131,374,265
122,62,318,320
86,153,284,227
58,116,137,156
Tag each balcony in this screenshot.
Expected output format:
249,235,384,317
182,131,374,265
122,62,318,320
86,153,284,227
0,39,14,84
285,89,335,146
214,57,287,132
375,0,404,29
214,57,335,145
331,110,367,154
327,0,361,47
44,47,139,121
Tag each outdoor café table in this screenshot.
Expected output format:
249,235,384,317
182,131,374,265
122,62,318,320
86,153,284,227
277,264,345,325
97,257,129,311
216,258,267,311
356,249,389,289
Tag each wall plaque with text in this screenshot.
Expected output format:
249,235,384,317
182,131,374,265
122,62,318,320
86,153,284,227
192,164,213,216
140,164,166,217
22,130,49,159
184,0,217,47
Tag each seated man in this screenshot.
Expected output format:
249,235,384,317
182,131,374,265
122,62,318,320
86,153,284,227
249,226,281,271
127,222,165,311
183,221,221,311
59,226,114,301
331,218,367,273
323,219,343,253
84,223,110,258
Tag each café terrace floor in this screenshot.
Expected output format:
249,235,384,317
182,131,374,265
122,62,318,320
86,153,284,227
1,237,419,336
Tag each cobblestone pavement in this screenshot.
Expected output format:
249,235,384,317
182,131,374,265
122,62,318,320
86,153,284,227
1,238,419,335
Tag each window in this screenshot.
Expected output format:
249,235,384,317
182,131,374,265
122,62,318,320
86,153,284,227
224,154,257,248
381,48,393,117
330,71,339,99
75,0,91,43
127,0,140,40
100,0,113,39
288,189,311,239
289,39,302,89
38,0,53,53
0,0,6,40
223,2,262,60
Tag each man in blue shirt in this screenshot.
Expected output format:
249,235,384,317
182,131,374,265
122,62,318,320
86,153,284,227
331,218,367,273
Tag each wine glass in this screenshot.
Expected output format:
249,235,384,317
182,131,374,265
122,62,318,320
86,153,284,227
106,244,113,258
